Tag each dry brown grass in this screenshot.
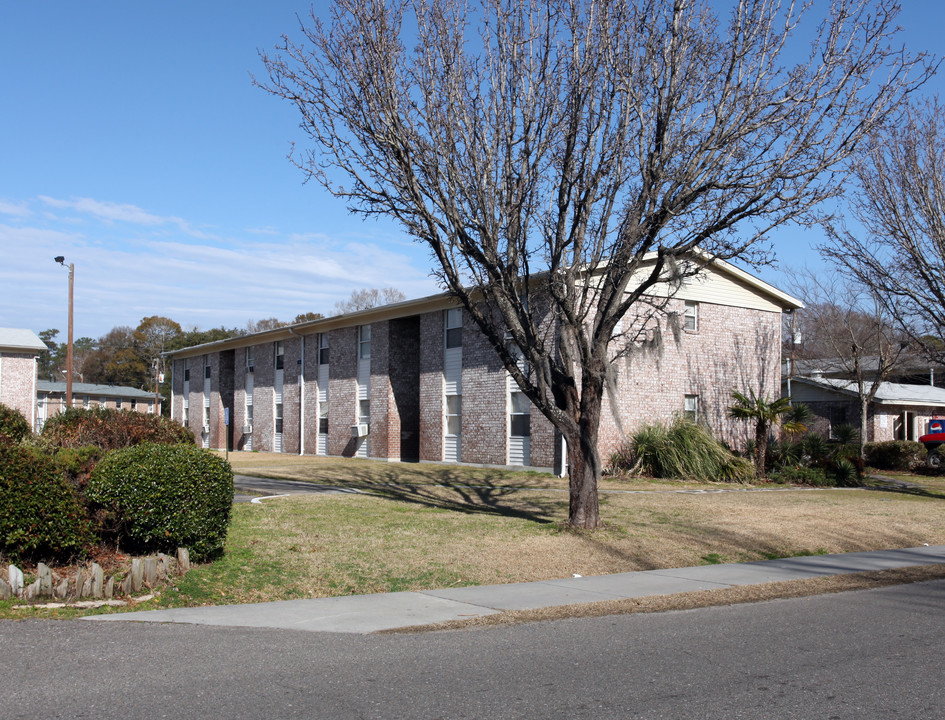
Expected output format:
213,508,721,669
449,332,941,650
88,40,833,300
194,451,945,605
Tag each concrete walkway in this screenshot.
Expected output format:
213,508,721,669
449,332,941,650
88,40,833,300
86,545,945,634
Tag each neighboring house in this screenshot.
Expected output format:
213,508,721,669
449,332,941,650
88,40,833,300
166,259,801,472
35,381,161,431
0,327,47,429
783,375,945,442
785,356,945,389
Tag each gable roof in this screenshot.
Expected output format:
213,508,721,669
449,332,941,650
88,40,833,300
0,327,47,353
786,375,945,408
37,381,159,400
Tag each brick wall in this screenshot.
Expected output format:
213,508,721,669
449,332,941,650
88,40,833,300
0,352,37,426
390,317,421,461
419,311,445,461
460,309,508,466
329,326,358,457
369,320,393,459
597,300,781,459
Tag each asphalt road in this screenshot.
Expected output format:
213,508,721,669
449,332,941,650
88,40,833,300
2,579,942,719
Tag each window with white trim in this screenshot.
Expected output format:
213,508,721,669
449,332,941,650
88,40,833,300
684,394,699,422
445,308,462,348
684,301,699,332
510,392,531,438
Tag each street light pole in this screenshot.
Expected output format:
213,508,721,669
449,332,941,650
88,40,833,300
54,256,74,408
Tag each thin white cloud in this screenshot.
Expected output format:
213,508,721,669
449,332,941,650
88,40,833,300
0,200,31,218
0,215,438,339
38,195,215,239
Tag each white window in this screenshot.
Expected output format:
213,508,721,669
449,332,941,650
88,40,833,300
684,301,699,332
508,390,531,466
510,392,531,438
359,325,371,359
246,346,255,372
445,395,462,437
445,308,463,349
116,398,122,410
684,394,699,422
319,333,329,365
83,396,90,409
275,341,284,370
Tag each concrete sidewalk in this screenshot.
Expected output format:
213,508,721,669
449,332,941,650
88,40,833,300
87,545,945,634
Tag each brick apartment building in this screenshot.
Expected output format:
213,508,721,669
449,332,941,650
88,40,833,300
166,260,801,472
35,381,161,431
0,327,47,430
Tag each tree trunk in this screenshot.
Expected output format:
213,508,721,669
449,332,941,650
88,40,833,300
754,420,768,480
566,431,602,529
565,372,604,529
860,395,869,460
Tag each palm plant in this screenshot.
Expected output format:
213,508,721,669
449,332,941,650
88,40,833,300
728,390,806,479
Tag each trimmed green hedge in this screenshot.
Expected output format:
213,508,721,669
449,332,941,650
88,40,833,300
87,443,233,561
863,440,925,471
0,403,32,446
0,445,91,562
40,406,195,450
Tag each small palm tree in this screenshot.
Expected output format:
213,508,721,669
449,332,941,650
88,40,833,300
728,390,805,479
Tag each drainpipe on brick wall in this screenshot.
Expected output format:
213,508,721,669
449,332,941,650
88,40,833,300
288,327,305,455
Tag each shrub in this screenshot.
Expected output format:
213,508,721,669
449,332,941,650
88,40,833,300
769,465,832,487
41,406,195,450
0,445,91,562
87,443,233,561
612,418,754,482
863,440,925,471
0,403,32,446
51,445,105,494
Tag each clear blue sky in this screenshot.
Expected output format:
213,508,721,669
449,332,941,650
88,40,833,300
1,1,942,339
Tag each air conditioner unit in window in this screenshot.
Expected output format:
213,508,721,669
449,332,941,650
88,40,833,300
247,365,254,373
202,425,210,433
350,423,370,437
242,425,253,434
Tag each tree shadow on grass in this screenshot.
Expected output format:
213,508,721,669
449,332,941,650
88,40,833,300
864,482,945,501
339,467,562,524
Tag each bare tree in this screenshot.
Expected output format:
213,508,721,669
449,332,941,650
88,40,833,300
245,317,287,334
823,99,945,365
334,287,406,314
786,269,909,457
259,0,930,528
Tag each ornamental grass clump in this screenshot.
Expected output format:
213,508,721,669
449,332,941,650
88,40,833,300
611,418,754,482
88,443,234,562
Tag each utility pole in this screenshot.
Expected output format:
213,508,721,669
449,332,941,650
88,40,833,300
54,256,74,408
